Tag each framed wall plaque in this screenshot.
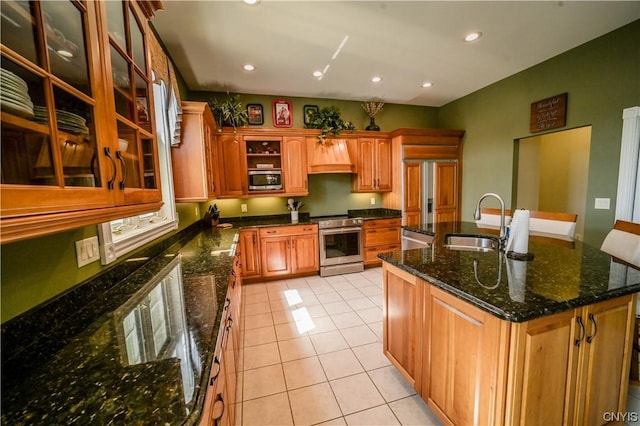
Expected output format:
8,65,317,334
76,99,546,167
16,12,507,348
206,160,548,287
247,104,263,125
530,93,567,133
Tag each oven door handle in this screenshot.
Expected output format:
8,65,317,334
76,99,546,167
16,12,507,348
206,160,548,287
320,227,362,235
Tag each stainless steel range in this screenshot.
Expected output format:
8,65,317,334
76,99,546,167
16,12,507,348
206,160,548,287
314,216,364,277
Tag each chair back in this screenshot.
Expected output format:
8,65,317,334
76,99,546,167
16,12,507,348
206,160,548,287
601,220,640,267
528,210,578,242
475,207,513,230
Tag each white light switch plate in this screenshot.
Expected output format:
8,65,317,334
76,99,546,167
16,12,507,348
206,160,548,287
241,204,248,212
75,236,100,268
594,198,610,210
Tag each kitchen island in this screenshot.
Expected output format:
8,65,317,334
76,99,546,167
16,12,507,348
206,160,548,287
380,221,640,426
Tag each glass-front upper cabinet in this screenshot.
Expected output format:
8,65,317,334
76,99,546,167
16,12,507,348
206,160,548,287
1,1,109,215
104,0,160,196
0,0,162,244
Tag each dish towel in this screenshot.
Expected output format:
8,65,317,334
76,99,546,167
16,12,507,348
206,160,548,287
506,209,530,255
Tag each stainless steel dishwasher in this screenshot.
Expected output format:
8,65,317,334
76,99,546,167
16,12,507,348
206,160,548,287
402,229,434,250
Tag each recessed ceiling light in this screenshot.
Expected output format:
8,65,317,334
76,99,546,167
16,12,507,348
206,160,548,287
421,82,433,88
243,64,255,71
312,70,323,78
242,0,260,5
464,32,482,42
371,76,382,83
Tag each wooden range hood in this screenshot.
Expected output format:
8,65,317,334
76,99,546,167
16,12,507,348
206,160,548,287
307,138,355,174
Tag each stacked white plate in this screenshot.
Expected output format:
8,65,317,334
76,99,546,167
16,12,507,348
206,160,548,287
1,68,34,118
33,105,89,135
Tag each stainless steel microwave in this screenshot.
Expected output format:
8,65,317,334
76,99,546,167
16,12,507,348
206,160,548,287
248,170,282,191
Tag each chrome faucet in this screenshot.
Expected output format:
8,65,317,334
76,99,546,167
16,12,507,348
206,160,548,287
474,192,507,249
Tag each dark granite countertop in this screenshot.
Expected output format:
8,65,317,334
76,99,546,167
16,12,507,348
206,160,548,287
1,227,238,425
381,222,640,322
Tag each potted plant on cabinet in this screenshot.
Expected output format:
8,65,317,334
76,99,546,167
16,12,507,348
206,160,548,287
208,93,249,132
304,106,356,142
361,99,384,131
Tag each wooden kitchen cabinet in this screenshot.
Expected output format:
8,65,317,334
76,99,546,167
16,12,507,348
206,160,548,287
363,218,401,266
172,101,220,201
505,294,635,426
352,137,392,192
239,229,261,279
259,224,319,278
423,286,509,426
403,162,422,226
282,136,308,195
0,0,163,243
382,262,423,388
216,133,247,197
433,162,458,223
201,253,242,426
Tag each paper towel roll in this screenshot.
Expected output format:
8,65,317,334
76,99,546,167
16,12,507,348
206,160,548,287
506,209,530,254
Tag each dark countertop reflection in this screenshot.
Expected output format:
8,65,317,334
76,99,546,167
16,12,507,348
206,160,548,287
1,227,237,425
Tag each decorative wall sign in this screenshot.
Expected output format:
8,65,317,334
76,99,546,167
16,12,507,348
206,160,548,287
273,99,292,128
530,93,567,133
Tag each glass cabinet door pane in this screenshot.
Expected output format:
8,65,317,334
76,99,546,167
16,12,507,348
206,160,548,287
1,59,55,185
135,70,151,132
105,1,126,50
142,137,156,189
0,0,39,65
52,86,99,188
41,1,90,95
129,9,146,74
117,120,141,189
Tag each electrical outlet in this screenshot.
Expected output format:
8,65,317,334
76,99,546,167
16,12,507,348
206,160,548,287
594,198,610,210
195,206,199,217
75,236,100,268
241,203,248,213
370,197,376,205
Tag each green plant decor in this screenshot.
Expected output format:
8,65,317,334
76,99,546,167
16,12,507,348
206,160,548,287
304,106,356,142
208,93,249,131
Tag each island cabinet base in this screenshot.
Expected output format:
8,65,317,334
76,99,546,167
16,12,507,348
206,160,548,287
422,286,511,426
382,261,637,426
505,295,636,426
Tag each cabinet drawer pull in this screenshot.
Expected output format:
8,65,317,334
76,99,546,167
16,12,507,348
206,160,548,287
116,150,127,190
212,393,225,426
575,316,586,347
210,355,221,382
104,147,116,190
266,230,276,234
586,313,597,343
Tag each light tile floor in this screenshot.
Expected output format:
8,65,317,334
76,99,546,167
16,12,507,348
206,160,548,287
237,268,640,426
237,267,442,426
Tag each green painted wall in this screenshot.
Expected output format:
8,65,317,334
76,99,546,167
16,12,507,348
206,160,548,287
188,92,439,132
201,175,383,219
438,20,640,246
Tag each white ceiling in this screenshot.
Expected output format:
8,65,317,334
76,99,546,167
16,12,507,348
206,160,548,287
151,1,640,107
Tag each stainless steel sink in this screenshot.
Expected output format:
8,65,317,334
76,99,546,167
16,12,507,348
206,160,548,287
443,234,498,252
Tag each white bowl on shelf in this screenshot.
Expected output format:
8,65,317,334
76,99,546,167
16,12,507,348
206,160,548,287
118,138,128,152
